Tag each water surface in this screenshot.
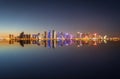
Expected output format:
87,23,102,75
0,40,120,79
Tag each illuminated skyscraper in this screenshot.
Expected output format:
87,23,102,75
48,30,52,39
44,31,47,39
52,30,56,39
104,35,107,40
80,33,83,38
57,32,61,40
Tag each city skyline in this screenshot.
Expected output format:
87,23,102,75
0,30,120,39
0,0,120,79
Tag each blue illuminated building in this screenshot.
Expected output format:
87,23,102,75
48,30,51,39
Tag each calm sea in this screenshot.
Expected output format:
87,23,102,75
0,40,120,79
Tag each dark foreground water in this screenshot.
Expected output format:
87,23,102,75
0,40,120,79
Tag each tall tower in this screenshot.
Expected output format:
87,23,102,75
80,33,83,38
9,34,11,39
52,30,54,39
48,30,51,39
52,30,56,39
44,31,47,39
54,31,56,40
104,35,107,40
19,32,24,38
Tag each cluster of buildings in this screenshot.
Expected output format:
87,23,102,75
76,32,106,40
9,30,108,40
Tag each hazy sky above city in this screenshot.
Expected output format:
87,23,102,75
0,0,120,36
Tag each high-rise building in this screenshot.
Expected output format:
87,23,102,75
9,34,12,39
80,33,83,38
57,32,61,40
44,31,47,39
19,32,24,38
104,35,107,40
48,30,52,39
37,33,41,40
9,34,14,39
28,34,31,39
52,30,56,39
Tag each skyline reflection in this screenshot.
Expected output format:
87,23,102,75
7,40,108,48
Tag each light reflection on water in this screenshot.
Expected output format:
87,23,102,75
8,40,107,48
0,40,120,78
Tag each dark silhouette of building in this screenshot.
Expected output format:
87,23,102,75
44,31,47,39
19,32,24,38
9,34,14,39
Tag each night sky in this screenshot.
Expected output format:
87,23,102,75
0,0,120,36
